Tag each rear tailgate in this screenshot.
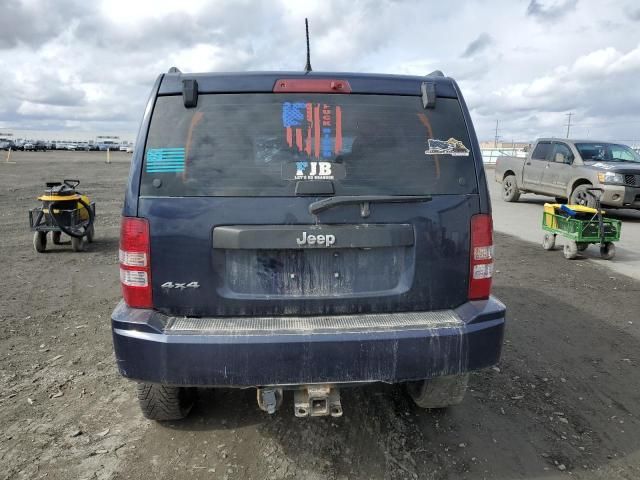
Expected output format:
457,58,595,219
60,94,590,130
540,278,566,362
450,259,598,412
138,90,480,317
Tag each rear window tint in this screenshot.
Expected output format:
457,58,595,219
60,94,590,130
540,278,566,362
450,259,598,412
141,94,478,197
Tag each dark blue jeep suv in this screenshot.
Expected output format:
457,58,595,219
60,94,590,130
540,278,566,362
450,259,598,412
112,69,505,420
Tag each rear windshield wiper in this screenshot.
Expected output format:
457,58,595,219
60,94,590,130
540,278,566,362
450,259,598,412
309,195,432,215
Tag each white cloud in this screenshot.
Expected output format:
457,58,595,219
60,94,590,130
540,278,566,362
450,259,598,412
1,0,640,142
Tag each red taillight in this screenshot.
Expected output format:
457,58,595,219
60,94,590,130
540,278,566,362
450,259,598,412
469,214,494,301
273,78,352,93
119,217,152,308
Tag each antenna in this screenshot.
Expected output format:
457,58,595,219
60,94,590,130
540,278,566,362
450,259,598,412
304,18,312,72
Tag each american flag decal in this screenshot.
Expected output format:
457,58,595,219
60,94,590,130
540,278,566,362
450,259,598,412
282,102,342,158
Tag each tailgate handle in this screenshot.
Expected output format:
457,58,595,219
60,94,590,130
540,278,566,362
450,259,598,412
213,225,415,249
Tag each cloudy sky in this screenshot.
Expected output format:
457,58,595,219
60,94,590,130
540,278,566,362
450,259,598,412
1,0,640,143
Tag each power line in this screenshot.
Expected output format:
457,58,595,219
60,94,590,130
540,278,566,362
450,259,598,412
565,112,573,138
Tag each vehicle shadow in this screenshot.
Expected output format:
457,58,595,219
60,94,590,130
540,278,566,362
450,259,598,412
159,387,267,431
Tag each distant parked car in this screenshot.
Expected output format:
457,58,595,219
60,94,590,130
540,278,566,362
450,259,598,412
126,145,134,153
23,142,35,151
34,141,48,151
65,144,77,151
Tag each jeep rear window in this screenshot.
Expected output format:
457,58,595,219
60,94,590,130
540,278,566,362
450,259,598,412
140,94,478,196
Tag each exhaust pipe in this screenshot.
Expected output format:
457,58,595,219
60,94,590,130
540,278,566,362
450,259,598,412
257,387,283,414
294,385,342,417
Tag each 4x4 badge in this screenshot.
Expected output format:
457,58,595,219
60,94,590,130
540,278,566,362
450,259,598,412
161,281,200,289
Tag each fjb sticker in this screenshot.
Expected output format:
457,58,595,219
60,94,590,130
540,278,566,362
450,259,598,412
298,161,331,178
282,161,346,181
282,102,343,158
425,138,470,156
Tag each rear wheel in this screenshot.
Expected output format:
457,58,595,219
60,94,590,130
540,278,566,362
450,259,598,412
33,231,47,253
577,242,589,252
600,242,615,260
86,225,95,243
563,240,578,259
502,175,520,202
136,383,195,421
52,231,62,244
71,236,85,252
570,184,596,207
406,373,469,409
542,233,556,250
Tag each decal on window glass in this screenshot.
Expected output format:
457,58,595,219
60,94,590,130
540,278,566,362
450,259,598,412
146,147,186,173
281,161,346,181
425,138,469,157
282,102,343,158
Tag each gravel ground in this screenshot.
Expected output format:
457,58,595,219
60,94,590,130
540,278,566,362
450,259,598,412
1,152,639,480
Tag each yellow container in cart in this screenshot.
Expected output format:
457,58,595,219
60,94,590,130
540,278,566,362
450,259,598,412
542,203,560,228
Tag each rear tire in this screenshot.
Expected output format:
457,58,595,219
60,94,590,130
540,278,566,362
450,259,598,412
563,240,578,259
86,225,95,243
570,184,596,207
33,231,47,253
71,236,85,252
542,233,556,250
577,242,589,252
600,242,615,260
502,175,520,202
136,383,195,421
406,373,469,409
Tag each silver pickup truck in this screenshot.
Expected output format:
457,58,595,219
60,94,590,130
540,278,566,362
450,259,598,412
495,138,640,209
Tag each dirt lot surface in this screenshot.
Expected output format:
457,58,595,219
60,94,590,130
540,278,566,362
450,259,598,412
1,152,640,480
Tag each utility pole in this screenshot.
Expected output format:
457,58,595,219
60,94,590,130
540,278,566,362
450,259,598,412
565,113,573,138
494,120,500,148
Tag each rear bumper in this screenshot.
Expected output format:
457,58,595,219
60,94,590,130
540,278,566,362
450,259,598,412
111,298,506,387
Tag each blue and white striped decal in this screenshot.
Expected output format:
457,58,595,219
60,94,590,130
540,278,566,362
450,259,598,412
146,147,186,173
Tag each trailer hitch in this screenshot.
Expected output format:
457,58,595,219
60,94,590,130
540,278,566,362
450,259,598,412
294,385,342,417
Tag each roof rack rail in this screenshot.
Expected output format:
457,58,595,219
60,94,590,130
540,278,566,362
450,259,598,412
168,66,182,74
426,70,445,77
